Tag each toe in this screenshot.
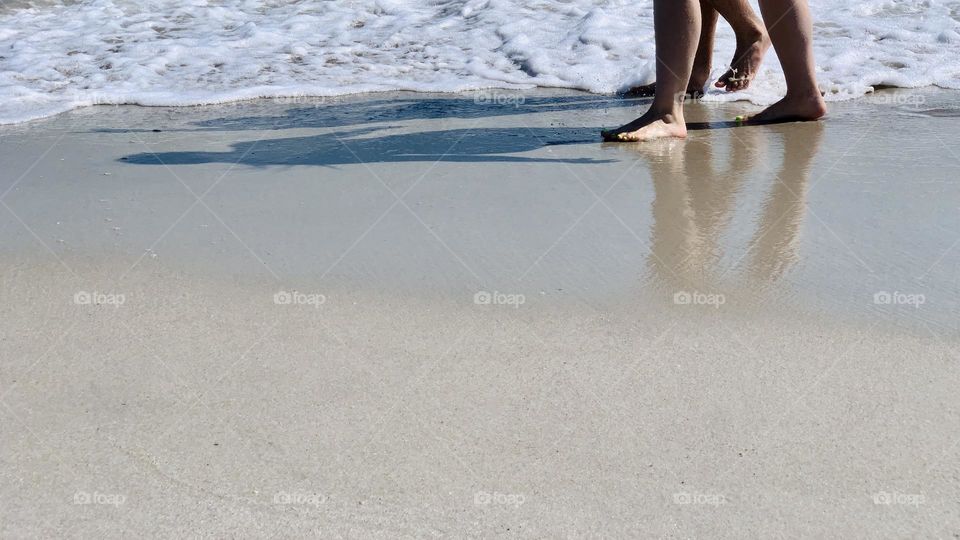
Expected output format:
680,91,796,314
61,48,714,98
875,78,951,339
716,71,734,88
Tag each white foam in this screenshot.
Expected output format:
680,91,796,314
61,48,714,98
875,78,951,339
1,0,958,124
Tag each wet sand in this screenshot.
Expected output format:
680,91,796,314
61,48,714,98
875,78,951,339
1,89,959,537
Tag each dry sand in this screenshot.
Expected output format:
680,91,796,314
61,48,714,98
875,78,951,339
1,89,959,537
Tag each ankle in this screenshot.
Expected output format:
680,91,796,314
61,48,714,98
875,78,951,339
784,90,828,116
651,95,684,116
656,110,685,125
785,88,825,104
734,22,767,46
690,62,712,81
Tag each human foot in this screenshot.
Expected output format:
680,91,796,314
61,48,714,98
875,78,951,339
601,111,687,142
747,92,827,124
715,29,770,92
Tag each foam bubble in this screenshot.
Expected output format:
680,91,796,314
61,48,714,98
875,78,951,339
0,0,957,124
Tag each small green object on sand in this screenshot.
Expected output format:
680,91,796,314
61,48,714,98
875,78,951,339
735,115,745,124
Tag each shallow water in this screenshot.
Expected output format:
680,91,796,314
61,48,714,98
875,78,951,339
2,88,958,333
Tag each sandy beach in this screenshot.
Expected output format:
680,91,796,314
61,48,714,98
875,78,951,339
2,89,959,537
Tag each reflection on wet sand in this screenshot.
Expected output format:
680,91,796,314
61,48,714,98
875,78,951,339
618,122,824,301
746,124,823,282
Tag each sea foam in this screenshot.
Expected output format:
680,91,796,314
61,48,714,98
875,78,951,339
0,0,958,124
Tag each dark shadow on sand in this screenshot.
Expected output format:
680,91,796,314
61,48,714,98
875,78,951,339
114,93,784,166
120,126,612,167
99,95,643,134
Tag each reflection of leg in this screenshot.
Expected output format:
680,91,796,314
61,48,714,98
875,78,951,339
685,138,718,263
646,143,703,287
687,128,759,266
602,0,701,142
748,123,823,280
708,0,770,91
751,0,827,122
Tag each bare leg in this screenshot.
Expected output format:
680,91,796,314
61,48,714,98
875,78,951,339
689,2,720,94
750,0,827,122
709,0,770,91
602,0,701,142
626,1,717,97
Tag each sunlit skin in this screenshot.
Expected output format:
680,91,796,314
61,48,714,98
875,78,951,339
709,0,770,92
629,0,770,96
603,0,826,142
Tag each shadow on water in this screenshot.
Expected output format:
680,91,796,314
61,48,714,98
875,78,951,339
120,126,614,166
104,95,642,134
115,92,757,167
